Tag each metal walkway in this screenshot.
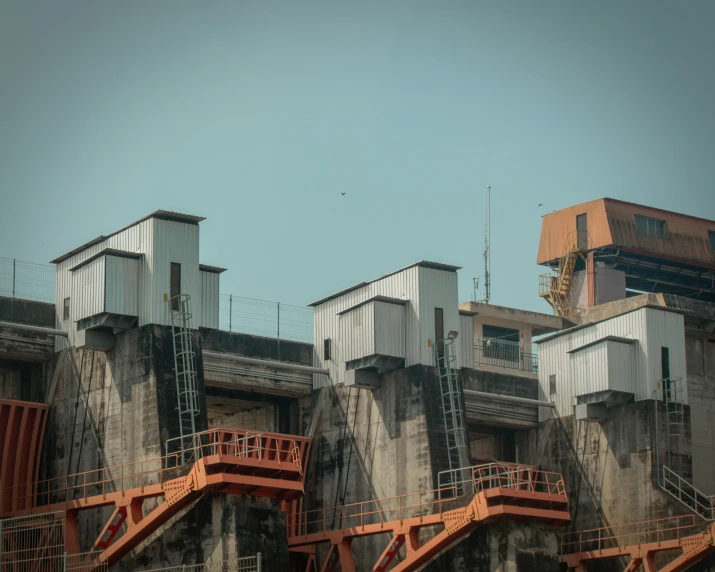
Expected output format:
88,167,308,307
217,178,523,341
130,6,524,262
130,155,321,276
0,428,311,570
287,462,570,572
560,515,715,571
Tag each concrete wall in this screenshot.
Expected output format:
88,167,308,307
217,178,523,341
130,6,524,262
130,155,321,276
120,495,288,571
520,401,692,532
300,365,453,571
685,336,715,494
427,521,561,572
40,325,209,554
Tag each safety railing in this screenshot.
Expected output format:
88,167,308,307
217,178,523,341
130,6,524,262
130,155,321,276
1,453,184,517
437,462,565,503
140,555,261,572
662,466,715,521
289,463,567,539
1,428,309,517
559,514,702,556
219,295,313,343
164,428,308,475
0,257,56,304
474,338,538,374
538,273,557,297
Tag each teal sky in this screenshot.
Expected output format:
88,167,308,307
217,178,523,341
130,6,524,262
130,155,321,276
1,1,714,312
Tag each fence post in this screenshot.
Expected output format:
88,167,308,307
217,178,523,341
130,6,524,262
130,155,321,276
257,552,262,572
63,552,68,572
11,259,15,298
277,302,280,340
229,295,233,332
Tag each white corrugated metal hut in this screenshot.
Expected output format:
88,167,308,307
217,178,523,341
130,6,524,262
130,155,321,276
51,211,225,350
309,261,473,389
535,306,686,421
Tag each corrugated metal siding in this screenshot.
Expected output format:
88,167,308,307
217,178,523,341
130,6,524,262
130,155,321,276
55,220,150,349
70,256,105,322
374,301,406,359
200,271,220,329
150,219,201,327
313,266,421,388
606,340,637,395
339,303,375,364
418,267,460,366
459,314,474,368
54,218,207,349
537,307,686,421
105,256,139,316
313,265,461,388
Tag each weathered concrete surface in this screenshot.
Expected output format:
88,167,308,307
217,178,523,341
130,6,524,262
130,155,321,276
0,360,45,402
0,296,55,327
461,369,540,431
299,366,444,571
200,328,313,366
119,495,288,571
0,296,57,362
427,521,561,572
519,401,692,532
40,324,209,554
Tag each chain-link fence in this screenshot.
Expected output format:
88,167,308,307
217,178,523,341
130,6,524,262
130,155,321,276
0,256,314,344
219,294,313,344
0,257,55,304
0,511,108,572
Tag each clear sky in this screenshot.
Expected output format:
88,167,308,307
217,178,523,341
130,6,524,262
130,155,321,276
1,1,714,312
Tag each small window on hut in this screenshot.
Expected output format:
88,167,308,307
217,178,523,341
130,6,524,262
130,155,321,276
324,339,331,361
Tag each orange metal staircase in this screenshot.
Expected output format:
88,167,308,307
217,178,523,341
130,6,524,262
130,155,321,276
1,428,311,570
560,515,715,571
539,230,590,318
287,463,570,572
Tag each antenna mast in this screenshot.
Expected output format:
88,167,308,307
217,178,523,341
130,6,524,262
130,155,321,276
483,185,491,304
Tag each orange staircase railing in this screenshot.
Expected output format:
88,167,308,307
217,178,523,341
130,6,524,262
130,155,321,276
1,427,311,570
287,462,570,572
560,514,715,571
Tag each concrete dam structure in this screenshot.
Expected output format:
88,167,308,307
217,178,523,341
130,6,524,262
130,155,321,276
0,204,714,571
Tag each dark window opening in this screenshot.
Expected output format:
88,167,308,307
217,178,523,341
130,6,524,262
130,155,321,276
709,231,715,250
576,213,588,249
324,339,331,361
170,263,181,311
63,297,70,321
434,307,444,355
549,374,557,397
634,215,666,239
662,347,671,402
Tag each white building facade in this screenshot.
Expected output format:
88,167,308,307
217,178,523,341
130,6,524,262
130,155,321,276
51,211,224,350
536,306,687,421
310,261,473,389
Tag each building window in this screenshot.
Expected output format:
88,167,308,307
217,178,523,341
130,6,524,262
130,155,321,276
170,263,181,311
634,215,666,239
63,297,70,321
709,231,715,250
324,339,331,361
549,374,557,397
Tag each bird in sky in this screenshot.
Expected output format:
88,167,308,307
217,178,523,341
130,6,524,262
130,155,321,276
341,192,346,196
538,203,543,207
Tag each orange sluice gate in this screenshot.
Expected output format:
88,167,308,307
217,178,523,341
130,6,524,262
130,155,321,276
0,398,49,516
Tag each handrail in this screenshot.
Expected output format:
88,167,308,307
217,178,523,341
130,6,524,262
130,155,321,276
662,466,715,521
559,514,702,555
1,427,308,516
289,463,567,539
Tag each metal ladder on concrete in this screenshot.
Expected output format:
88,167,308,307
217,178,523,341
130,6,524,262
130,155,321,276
435,339,468,477
170,294,200,461
658,377,715,521
664,377,685,472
